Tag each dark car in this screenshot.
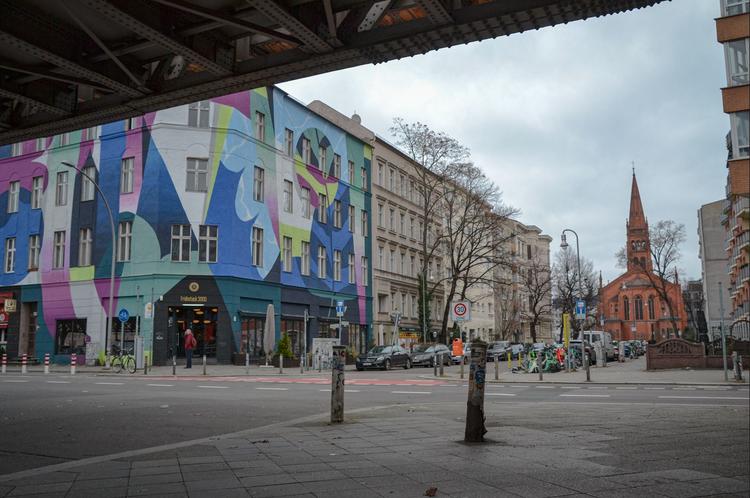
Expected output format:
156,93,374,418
410,343,451,367
486,341,511,361
356,345,411,371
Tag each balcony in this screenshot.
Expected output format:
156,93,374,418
735,197,750,219
737,229,750,251
739,265,750,283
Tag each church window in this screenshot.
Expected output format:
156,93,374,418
635,295,643,320
623,297,630,320
647,296,655,320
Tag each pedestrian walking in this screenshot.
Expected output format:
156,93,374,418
184,328,196,369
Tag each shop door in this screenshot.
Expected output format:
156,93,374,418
170,306,218,357
26,303,37,356
241,317,264,363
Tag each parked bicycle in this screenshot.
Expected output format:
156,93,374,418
110,344,136,374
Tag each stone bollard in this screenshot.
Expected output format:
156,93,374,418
439,353,445,376
494,354,499,381
21,354,27,374
433,355,438,377
70,353,77,375
202,354,207,376
279,354,284,375
1,353,6,374
44,353,50,375
245,352,250,375
330,345,346,424
465,340,487,442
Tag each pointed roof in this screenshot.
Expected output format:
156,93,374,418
628,171,647,228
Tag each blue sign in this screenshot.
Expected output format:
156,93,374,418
575,300,586,320
118,308,130,323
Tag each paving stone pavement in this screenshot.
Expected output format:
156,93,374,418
0,402,747,497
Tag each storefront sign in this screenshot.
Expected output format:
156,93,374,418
188,282,200,292
180,295,208,303
3,299,16,312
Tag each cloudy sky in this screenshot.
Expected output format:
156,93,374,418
280,0,727,284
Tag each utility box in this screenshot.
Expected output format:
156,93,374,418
135,336,144,369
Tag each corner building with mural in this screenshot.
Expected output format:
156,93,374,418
0,87,373,365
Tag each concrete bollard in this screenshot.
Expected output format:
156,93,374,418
144,355,148,375
172,352,176,376
439,353,444,376
433,355,438,377
70,353,76,375
202,354,207,376
44,353,50,375
21,354,27,375
1,353,6,374
464,340,487,442
460,355,465,380
330,345,346,424
494,354,499,380
585,352,591,382
538,355,543,381
279,354,284,374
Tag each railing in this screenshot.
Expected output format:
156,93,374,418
736,229,750,250
734,197,750,216
739,264,750,284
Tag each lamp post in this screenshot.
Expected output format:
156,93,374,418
560,229,585,371
61,161,117,369
421,271,433,344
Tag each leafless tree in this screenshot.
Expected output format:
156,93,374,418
520,258,553,343
552,249,598,335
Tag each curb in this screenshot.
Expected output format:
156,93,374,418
415,374,749,386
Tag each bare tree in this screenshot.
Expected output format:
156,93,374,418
552,249,598,335
520,258,553,343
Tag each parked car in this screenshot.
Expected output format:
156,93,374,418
582,331,615,361
410,343,451,367
486,341,511,361
509,344,525,359
356,345,411,371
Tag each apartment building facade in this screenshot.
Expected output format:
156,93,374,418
716,0,750,340
0,87,373,364
698,200,732,340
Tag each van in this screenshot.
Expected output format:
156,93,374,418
582,330,615,361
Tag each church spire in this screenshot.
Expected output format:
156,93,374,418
628,169,647,229
626,170,652,273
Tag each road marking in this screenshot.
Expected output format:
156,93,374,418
536,386,555,389
560,394,610,397
391,391,431,394
46,381,70,384
509,385,525,388
2,380,29,383
147,384,174,387
672,387,696,390
345,390,361,393
587,386,609,390
486,392,516,396
615,387,637,390
439,384,456,387
198,385,229,389
561,386,581,389
645,387,665,390
255,387,287,391
95,382,124,385
658,396,749,400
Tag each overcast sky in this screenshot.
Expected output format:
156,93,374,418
279,0,727,284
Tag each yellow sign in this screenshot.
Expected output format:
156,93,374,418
399,332,418,340
563,313,570,348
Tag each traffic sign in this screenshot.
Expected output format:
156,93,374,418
575,300,586,320
118,308,130,323
335,302,346,317
451,301,471,322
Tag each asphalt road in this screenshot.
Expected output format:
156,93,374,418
1,371,748,475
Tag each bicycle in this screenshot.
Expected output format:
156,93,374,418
110,345,136,374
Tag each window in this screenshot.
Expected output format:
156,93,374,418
623,297,630,321
253,166,264,202
648,296,655,320
410,255,415,277
389,209,394,231
348,253,355,284
255,111,265,141
389,168,394,191
4,238,15,273
7,181,19,213
283,180,293,213
400,252,405,275
302,137,311,164
11,143,22,157
334,200,342,228
81,127,97,142
635,295,643,321
81,166,96,201
53,230,66,268
282,236,292,272
401,294,406,315
377,203,384,227
378,246,384,269
400,174,405,197
361,167,367,190
284,129,294,156
301,241,310,275
418,221,423,241
389,250,395,272
252,226,263,266
59,133,69,146
333,250,341,281
318,193,328,223
301,187,311,218
348,205,355,233
318,145,327,171
399,213,405,235
333,154,341,178
28,234,40,270
199,225,218,263
361,257,368,285
378,294,387,313
118,221,132,262
171,224,191,262
55,171,68,206
31,176,43,209
723,0,749,15
527,244,532,260
186,158,208,192
361,211,368,236
318,246,327,278
55,319,87,355
347,160,354,183
35,137,45,151
120,157,134,194
79,228,93,266
377,162,384,185
188,101,210,128
724,38,750,86
409,180,415,201
730,111,749,158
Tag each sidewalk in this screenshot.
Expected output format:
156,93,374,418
0,400,747,497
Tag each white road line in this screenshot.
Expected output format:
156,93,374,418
615,387,637,390
560,394,611,398
2,380,29,383
255,387,287,391
95,382,123,385
439,384,456,387
561,386,581,389
485,392,516,396
391,391,431,394
509,385,525,388
658,395,749,400
198,385,229,389
587,387,609,390
672,387,696,390
345,390,361,393
147,384,174,387
46,381,70,384
645,387,665,390
536,386,555,389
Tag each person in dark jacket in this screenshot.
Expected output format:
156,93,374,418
184,328,197,368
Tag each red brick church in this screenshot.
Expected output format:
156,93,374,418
600,173,688,342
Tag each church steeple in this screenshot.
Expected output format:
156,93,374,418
626,171,652,273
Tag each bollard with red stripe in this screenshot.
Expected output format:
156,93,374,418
70,353,77,375
21,354,27,374
44,353,50,375
1,353,6,374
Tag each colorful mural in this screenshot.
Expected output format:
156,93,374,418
0,86,372,364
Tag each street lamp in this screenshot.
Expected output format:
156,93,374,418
560,229,585,370
61,161,117,368
421,270,434,343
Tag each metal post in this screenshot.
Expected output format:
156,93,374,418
202,354,207,376
585,348,590,382
245,352,250,375
439,353,444,376
279,353,283,374
61,162,116,369
495,354,499,380
44,353,50,375
538,354,543,381
433,354,438,377
70,353,76,375
330,345,345,423
21,354,27,374
172,350,176,376
303,309,309,372
718,283,728,382
460,355,464,380
464,340,487,442
1,354,6,374
507,351,511,369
